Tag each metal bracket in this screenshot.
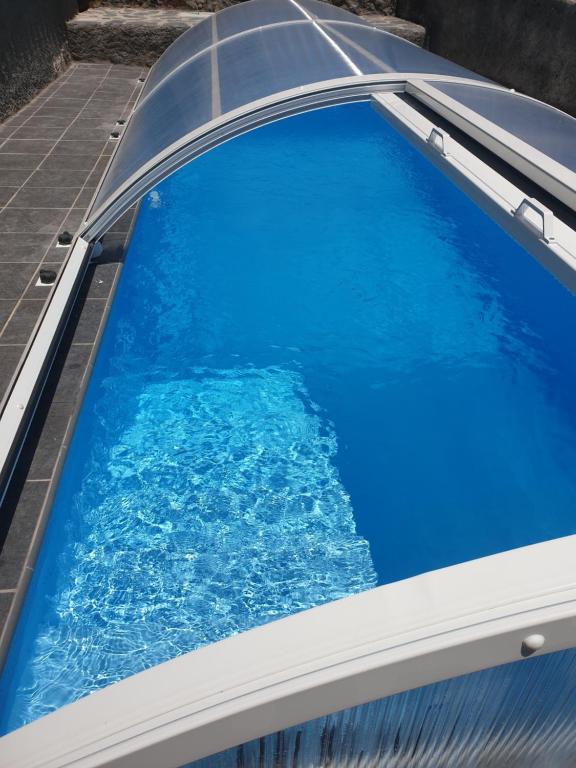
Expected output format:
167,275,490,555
513,198,555,243
427,127,451,157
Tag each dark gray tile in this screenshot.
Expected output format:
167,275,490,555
0,300,16,328
0,154,43,170
0,187,18,206
101,141,116,156
39,154,99,172
56,87,98,99
27,401,73,481
64,297,107,345
90,94,131,104
11,124,64,141
106,65,142,76
81,107,123,118
42,245,68,264
0,263,37,297
87,166,110,187
0,344,24,392
0,593,13,635
43,98,87,108
74,117,117,130
1,139,56,155
22,114,74,128
61,125,113,141
61,208,86,234
0,208,66,234
8,186,82,209
0,233,53,262
28,168,90,189
0,169,32,186
75,63,110,70
79,261,119,299
35,105,83,118
75,187,97,209
51,343,93,403
0,300,44,343
52,140,106,156
0,481,49,590
93,87,136,100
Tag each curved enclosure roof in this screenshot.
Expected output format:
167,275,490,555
84,0,576,238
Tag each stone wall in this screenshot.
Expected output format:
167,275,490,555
396,0,576,117
0,0,78,122
96,0,397,14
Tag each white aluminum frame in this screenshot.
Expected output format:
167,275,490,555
2,73,576,768
0,237,90,498
407,79,576,213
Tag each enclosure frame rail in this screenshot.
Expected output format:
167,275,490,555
407,79,576,213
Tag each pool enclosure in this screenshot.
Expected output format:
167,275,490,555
2,0,576,765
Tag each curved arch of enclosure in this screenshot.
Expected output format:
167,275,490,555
81,0,576,241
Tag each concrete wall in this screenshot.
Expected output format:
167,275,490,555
396,0,576,117
0,0,78,122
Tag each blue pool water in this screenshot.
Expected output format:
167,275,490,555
2,102,576,732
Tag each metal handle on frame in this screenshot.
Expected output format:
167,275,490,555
513,197,555,243
427,127,451,157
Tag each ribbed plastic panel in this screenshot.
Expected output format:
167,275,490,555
185,649,576,767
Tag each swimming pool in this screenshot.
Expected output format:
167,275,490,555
2,100,576,734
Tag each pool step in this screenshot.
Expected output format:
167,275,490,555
66,8,426,67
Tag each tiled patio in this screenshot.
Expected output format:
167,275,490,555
0,62,145,401
0,62,146,647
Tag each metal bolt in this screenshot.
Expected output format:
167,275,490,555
521,634,546,657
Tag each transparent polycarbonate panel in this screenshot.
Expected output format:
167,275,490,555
433,81,576,173
185,649,576,768
296,0,369,23
93,53,213,212
217,23,353,115
215,0,305,39
144,0,308,95
324,22,490,80
142,21,214,94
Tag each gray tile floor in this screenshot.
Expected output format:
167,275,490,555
0,62,145,403
0,62,145,650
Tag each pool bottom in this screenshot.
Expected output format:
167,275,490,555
0,366,376,729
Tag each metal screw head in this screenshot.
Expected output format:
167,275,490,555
521,634,546,657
